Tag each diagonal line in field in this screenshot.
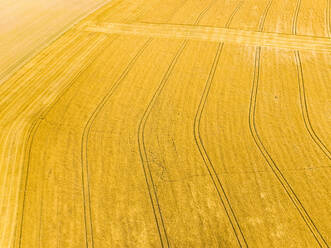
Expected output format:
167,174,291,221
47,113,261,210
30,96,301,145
80,22,331,52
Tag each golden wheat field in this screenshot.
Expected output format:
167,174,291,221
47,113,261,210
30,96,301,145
0,0,330,247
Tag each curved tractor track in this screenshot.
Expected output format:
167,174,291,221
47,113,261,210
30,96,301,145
0,0,330,247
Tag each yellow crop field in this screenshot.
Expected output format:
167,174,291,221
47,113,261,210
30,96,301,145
0,0,330,247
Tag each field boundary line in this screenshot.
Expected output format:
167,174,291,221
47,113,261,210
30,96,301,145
0,0,114,85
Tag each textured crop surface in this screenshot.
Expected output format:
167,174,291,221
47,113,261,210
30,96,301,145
0,0,330,247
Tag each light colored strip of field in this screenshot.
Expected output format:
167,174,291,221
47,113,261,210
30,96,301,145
81,22,331,52
0,0,113,84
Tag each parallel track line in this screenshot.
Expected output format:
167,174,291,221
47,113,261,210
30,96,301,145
248,0,329,246
136,2,219,247
193,1,247,247
80,38,152,248
292,0,331,160
249,46,329,248
15,34,114,248
294,51,331,159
